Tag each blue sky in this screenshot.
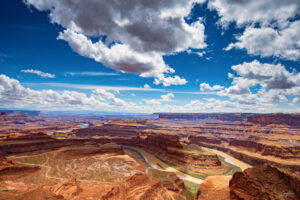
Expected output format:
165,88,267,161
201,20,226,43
1,0,300,113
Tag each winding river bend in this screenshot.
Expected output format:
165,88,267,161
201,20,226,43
203,147,252,171
124,146,204,184
123,146,252,184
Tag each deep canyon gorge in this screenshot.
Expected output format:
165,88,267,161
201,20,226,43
0,112,299,200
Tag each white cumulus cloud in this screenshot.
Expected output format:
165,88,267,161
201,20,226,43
208,0,300,28
144,84,151,89
2,74,300,113
217,60,300,104
200,82,224,91
21,69,55,78
161,93,175,102
209,0,300,61
0,74,131,110
154,75,187,87
226,21,300,61
145,92,175,105
24,0,207,86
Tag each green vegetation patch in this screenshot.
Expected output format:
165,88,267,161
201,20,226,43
123,146,147,162
217,155,242,175
175,167,207,180
156,162,164,169
183,180,200,200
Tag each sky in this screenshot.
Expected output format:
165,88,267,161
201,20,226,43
0,0,300,113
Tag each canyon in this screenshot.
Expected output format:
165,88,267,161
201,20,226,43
0,112,299,199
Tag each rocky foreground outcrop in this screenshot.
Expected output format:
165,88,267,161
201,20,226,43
196,164,300,200
229,164,300,200
4,173,183,200
197,176,231,200
101,173,176,200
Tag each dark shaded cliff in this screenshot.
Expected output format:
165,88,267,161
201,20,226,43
158,113,249,121
247,113,300,126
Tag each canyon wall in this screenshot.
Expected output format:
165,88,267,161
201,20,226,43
158,113,247,121
159,113,300,126
247,113,300,126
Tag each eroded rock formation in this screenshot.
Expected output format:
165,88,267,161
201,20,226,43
229,164,300,200
197,176,231,200
101,173,175,200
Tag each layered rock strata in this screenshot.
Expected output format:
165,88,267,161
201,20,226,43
229,164,300,200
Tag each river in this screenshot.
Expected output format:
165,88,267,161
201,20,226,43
123,145,252,185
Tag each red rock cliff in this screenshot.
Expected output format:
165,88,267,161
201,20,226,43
229,164,300,200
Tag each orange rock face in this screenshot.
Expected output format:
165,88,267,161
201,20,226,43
197,176,231,200
50,178,82,199
4,174,181,200
229,164,300,200
101,173,174,200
